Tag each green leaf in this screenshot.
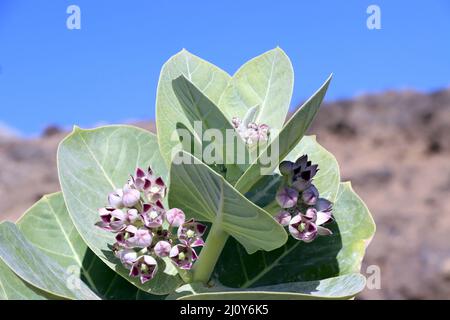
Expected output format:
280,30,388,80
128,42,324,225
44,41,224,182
246,136,340,214
156,49,231,166
171,75,248,184
219,47,294,131
0,222,100,300
168,152,287,254
234,75,332,194
171,273,366,300
0,259,55,300
57,125,182,295
16,192,161,300
216,182,375,288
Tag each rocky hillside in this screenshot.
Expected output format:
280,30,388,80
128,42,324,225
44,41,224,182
1,88,449,299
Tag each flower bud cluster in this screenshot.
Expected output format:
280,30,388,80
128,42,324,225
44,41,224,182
232,117,270,145
95,167,206,283
275,155,333,242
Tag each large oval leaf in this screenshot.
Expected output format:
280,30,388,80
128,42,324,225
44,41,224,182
168,152,287,254
172,273,365,300
219,47,294,132
0,222,99,300
234,75,332,194
0,259,55,300
16,192,161,300
216,182,375,288
57,125,182,295
156,49,231,166
171,75,248,184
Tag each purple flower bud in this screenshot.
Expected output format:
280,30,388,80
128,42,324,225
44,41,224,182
165,208,186,227
169,244,198,270
130,255,158,284
315,198,333,213
288,214,318,243
116,225,152,248
115,248,138,269
275,210,292,226
291,155,318,191
276,187,298,208
231,117,241,128
279,161,294,176
108,189,124,208
302,185,319,205
177,219,206,247
154,241,172,257
141,203,165,228
122,186,141,208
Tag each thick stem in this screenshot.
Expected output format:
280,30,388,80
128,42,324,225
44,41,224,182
191,223,229,284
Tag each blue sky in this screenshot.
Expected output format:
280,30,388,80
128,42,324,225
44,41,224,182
0,1,449,135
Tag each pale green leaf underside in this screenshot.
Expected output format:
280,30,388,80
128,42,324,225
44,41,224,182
156,49,231,166
219,47,294,132
171,75,248,183
173,273,365,300
0,222,99,300
0,259,55,300
16,192,160,300
168,152,287,254
57,125,182,295
216,182,375,288
235,75,332,194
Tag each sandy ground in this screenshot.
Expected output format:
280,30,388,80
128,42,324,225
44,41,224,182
1,88,449,299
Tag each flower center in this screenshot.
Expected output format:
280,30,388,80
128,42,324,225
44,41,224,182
186,229,195,238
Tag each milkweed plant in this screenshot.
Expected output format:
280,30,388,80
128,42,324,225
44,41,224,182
0,48,375,300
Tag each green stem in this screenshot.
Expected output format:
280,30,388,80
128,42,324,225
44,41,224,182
191,222,229,284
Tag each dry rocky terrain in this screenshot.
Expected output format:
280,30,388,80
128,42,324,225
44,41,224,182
1,88,449,299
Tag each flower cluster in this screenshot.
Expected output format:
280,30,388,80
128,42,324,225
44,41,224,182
232,117,270,145
275,155,333,242
95,167,206,284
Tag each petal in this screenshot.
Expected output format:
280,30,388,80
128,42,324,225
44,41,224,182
275,210,292,226
317,226,333,236
316,211,332,226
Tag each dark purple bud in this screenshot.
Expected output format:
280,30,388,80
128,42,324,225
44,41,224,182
279,161,294,176
276,187,298,208
302,185,319,205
